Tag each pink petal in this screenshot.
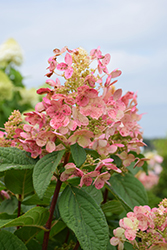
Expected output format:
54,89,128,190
124,229,136,241
113,89,122,101
68,120,77,131
35,102,45,112
65,67,73,79
110,69,122,78
45,79,55,86
109,145,117,153
102,53,111,65
57,62,67,71
94,178,105,189
85,88,98,98
102,158,114,163
65,53,73,66
81,176,93,187
110,237,120,246
46,141,56,153
64,162,76,168
60,172,70,182
37,88,52,95
104,74,112,87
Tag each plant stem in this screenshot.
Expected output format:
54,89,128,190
42,178,62,250
42,152,70,250
17,194,22,217
73,240,80,250
102,188,108,204
17,194,22,229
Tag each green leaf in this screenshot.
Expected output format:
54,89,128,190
85,148,100,159
0,206,49,230
101,200,124,215
141,161,148,175
110,154,122,168
83,185,103,205
33,150,65,199
5,169,34,197
108,173,148,212
14,226,41,244
107,240,117,250
59,185,108,250
36,219,66,241
0,230,28,250
26,238,42,250
70,143,86,167
124,241,135,250
9,67,24,87
127,162,139,175
22,184,55,206
49,220,66,238
0,147,36,171
0,196,18,214
0,180,6,190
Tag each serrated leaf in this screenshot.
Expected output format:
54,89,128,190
101,200,124,215
5,169,34,197
59,185,108,250
83,185,103,205
108,173,148,212
70,143,86,167
0,230,28,250
33,150,65,199
0,147,36,171
0,207,49,230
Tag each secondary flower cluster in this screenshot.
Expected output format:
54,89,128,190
0,38,23,67
136,151,163,190
110,199,167,250
0,46,146,189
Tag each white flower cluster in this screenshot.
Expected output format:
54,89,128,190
0,38,23,67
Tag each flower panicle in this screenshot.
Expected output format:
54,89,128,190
2,46,146,190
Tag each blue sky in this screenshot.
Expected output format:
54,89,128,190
0,0,167,139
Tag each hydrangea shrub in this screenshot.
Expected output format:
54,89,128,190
0,46,161,250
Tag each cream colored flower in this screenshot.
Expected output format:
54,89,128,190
0,70,13,101
72,47,90,66
0,38,23,67
18,88,40,107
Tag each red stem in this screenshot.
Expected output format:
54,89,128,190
73,240,80,250
102,188,108,204
42,152,70,250
42,178,62,249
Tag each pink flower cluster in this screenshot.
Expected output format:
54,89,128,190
60,159,121,189
110,199,167,249
1,46,146,189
